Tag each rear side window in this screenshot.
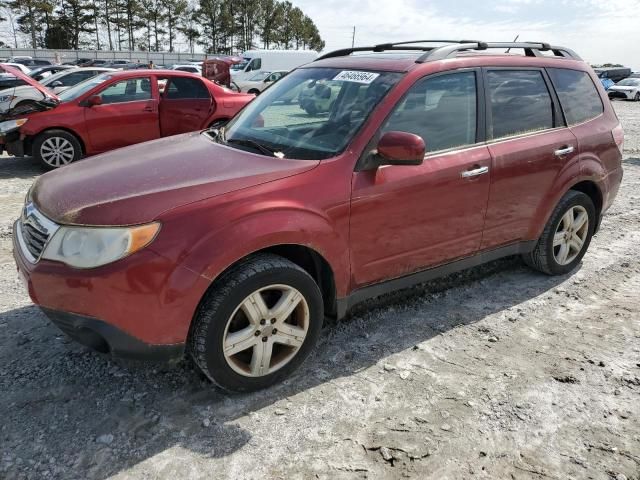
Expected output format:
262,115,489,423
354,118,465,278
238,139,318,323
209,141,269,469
382,71,477,153
164,77,210,99
547,68,603,125
487,70,554,140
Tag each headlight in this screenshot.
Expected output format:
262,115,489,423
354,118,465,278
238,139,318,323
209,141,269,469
41,223,160,268
0,95,15,103
0,118,27,134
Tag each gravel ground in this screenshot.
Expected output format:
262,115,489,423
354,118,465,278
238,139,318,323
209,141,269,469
1,102,639,480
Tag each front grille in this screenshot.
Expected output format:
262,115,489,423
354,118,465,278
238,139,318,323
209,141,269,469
21,220,49,259
17,203,59,263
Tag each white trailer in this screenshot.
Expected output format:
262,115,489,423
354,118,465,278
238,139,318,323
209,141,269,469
230,49,318,83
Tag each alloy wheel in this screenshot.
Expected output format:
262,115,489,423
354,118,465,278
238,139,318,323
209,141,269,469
40,137,75,168
222,284,310,377
553,205,589,265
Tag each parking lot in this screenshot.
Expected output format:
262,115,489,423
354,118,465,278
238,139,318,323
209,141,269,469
0,101,639,480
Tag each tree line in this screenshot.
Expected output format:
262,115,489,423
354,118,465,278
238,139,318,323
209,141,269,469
0,0,325,53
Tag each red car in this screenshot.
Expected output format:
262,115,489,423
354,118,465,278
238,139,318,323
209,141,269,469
1,66,254,169
13,41,623,391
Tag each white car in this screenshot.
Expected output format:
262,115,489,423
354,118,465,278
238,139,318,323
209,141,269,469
170,64,202,74
608,78,640,101
235,70,287,94
1,62,31,75
0,67,115,113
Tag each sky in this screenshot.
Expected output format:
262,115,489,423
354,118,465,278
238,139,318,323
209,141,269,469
291,0,640,69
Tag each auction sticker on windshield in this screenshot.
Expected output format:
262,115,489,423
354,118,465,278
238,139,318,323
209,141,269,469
333,71,380,84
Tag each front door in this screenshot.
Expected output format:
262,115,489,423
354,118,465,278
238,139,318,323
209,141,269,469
84,76,160,153
350,70,491,287
159,76,214,136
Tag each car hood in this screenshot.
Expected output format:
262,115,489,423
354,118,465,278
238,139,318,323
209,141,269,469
32,132,319,226
0,64,58,100
610,85,636,91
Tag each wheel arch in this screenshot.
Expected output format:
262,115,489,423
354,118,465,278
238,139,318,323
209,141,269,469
569,180,603,227
26,126,86,157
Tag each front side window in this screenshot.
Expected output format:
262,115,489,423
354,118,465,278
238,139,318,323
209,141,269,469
219,67,402,160
487,70,554,140
382,71,477,153
547,68,604,126
98,77,152,104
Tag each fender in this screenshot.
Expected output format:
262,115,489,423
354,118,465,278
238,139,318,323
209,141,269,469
151,197,352,299
526,156,606,240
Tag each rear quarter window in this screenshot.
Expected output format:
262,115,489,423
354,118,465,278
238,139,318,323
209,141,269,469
547,68,603,126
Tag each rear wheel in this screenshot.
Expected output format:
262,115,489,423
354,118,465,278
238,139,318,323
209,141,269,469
634,92,640,102
32,130,82,170
523,190,595,275
189,254,323,392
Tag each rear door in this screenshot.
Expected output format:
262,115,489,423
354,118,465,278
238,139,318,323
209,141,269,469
84,76,160,152
159,76,213,136
481,68,579,249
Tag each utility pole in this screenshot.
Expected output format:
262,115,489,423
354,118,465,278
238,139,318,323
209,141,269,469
352,26,356,48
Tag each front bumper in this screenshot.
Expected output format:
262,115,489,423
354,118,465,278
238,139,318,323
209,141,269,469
42,308,185,361
608,90,634,100
12,219,211,358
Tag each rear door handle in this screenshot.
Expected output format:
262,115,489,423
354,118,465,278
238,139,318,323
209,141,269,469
461,166,489,178
143,106,154,112
554,146,574,157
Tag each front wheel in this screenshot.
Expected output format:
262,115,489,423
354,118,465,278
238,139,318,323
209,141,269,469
189,254,323,392
523,190,596,275
32,129,82,170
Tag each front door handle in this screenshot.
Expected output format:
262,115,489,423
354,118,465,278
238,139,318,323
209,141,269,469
143,105,154,112
461,166,489,178
554,146,575,157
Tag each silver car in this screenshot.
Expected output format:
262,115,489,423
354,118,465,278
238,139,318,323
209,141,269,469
0,67,115,113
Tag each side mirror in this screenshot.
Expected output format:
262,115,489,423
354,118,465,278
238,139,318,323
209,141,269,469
86,95,103,107
50,80,63,88
376,131,425,166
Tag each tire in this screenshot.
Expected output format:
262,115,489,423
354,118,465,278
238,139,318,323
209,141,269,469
523,190,596,275
635,92,640,102
32,129,82,170
189,253,324,392
247,88,260,95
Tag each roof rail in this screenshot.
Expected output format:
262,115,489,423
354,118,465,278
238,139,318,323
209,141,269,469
314,40,581,63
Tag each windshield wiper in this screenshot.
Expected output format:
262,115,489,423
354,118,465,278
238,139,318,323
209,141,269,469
225,137,284,158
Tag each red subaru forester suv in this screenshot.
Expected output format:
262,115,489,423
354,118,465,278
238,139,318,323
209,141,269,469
13,41,623,391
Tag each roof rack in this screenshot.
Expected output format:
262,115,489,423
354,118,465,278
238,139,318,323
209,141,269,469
315,40,581,63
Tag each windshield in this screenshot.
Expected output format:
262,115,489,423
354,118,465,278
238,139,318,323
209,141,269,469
41,69,74,86
57,73,112,102
231,58,250,71
219,67,402,160
617,78,640,86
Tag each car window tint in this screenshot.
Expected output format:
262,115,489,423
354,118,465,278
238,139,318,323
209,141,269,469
60,71,95,86
487,70,554,139
98,78,152,104
382,71,477,153
165,77,210,99
547,68,603,125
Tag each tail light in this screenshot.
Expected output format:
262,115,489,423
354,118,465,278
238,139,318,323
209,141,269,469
612,124,624,155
